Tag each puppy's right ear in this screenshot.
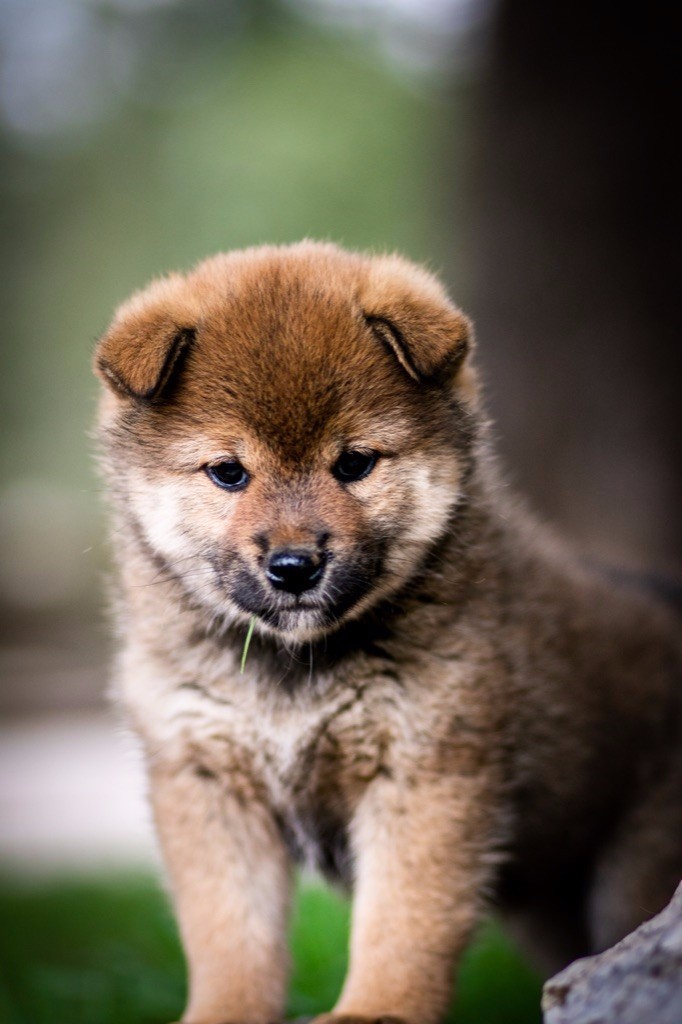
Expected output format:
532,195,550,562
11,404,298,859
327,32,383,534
94,276,197,404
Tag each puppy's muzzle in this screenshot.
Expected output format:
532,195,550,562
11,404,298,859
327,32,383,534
265,548,327,596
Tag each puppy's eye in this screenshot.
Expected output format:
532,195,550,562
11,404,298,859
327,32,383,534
332,450,377,483
206,460,249,491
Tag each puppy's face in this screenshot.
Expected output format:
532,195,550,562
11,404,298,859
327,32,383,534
96,244,478,643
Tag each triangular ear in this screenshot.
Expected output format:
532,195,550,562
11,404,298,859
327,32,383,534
94,275,197,404
360,255,473,385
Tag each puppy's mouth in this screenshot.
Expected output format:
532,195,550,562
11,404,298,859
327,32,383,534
219,553,384,639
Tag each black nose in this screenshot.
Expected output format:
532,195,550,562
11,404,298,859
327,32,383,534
265,548,325,595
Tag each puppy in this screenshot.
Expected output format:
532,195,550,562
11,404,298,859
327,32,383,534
94,242,682,1024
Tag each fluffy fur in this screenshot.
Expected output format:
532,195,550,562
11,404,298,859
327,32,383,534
95,242,682,1024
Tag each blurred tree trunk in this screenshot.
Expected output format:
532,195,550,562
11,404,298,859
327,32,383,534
460,0,680,570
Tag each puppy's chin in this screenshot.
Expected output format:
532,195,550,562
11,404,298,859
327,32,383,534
253,605,337,644
230,590,364,644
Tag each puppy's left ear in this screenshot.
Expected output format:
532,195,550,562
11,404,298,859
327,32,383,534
360,255,474,386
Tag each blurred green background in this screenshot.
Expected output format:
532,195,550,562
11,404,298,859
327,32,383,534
0,1,679,1022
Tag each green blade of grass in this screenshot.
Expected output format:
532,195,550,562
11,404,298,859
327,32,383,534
240,616,256,673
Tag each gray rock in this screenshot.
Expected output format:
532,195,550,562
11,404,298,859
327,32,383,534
543,884,682,1024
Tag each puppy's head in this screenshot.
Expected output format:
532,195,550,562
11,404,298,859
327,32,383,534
95,243,478,643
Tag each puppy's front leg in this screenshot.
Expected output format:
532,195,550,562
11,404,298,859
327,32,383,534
150,762,292,1024
324,776,495,1024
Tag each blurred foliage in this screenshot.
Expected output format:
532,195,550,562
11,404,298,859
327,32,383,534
0,873,542,1024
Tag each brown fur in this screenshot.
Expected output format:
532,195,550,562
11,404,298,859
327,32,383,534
94,242,682,1024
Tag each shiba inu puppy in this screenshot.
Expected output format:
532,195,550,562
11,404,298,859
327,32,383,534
95,242,682,1024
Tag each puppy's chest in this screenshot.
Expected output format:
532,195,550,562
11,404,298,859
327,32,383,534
161,677,399,877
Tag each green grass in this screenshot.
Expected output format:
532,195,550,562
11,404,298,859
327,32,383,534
0,873,542,1024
